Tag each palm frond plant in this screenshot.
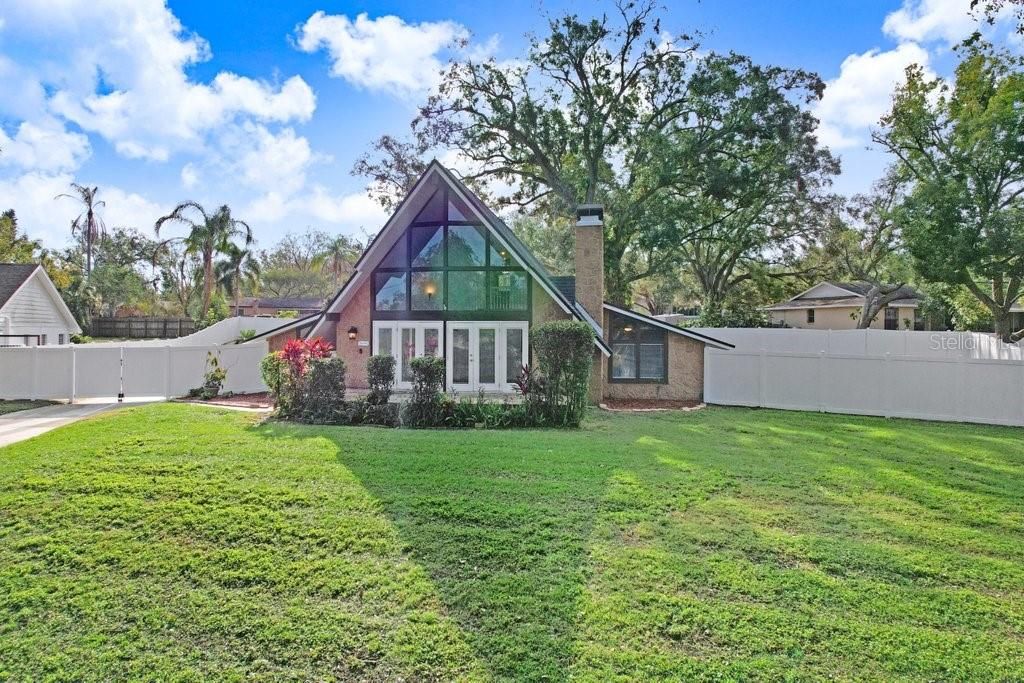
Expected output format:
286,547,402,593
154,202,252,319
55,184,106,277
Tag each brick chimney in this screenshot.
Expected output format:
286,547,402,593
574,204,604,321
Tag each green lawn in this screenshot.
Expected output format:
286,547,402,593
0,399,55,416
1,404,1022,681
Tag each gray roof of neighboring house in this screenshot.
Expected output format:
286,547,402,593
238,296,323,309
765,282,924,311
827,281,923,300
0,263,39,309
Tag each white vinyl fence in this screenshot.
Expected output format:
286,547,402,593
703,329,1024,427
0,341,269,401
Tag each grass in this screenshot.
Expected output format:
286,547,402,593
1,403,1022,681
0,399,56,416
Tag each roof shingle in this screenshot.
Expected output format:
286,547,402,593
0,263,39,309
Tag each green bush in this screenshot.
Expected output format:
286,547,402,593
531,320,594,427
402,356,447,428
260,352,291,411
300,357,347,424
450,393,530,429
367,354,396,406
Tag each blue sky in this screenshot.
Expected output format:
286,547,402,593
0,0,1016,253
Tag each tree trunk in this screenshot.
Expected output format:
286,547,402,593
994,309,1014,343
201,253,213,319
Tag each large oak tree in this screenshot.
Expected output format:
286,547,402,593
874,43,1024,341
358,2,835,303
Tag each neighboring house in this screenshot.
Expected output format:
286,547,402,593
263,161,731,402
654,309,701,326
233,296,323,317
0,263,81,347
764,281,923,330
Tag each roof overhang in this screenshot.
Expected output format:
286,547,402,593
244,312,322,344
764,299,921,312
603,303,734,350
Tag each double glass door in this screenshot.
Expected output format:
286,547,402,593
373,320,528,392
373,321,442,390
447,321,528,393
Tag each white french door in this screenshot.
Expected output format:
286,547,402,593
372,321,442,390
446,321,528,393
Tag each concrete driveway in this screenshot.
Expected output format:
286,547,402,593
0,402,120,448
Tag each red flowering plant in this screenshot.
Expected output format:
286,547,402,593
263,337,335,416
281,337,334,376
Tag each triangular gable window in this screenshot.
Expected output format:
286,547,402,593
448,192,472,221
413,188,445,223
379,235,407,268
372,170,528,314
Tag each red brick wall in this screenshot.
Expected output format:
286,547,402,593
268,328,299,352
333,280,372,388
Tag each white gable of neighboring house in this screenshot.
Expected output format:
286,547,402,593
793,282,860,300
0,268,81,342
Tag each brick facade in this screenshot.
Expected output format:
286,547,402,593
332,280,373,389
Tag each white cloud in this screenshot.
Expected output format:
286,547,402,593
815,43,933,149
218,123,318,196
180,163,199,189
0,119,90,172
883,0,979,45
241,185,388,234
0,172,164,247
0,0,316,162
295,11,472,96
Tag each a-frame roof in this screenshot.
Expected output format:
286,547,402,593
310,160,611,355
0,263,82,333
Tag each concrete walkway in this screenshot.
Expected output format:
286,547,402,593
0,402,120,448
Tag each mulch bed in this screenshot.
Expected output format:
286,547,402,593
178,392,274,409
600,399,704,412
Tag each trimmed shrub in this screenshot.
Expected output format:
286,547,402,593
365,402,400,427
367,354,396,406
402,356,447,428
261,352,289,402
300,357,347,424
530,320,594,427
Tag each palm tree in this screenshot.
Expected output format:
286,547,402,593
216,243,261,315
155,202,252,319
55,184,106,277
313,235,360,286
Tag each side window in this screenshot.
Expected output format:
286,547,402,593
806,309,815,324
609,313,667,383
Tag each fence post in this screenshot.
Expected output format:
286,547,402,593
69,346,76,404
883,352,892,418
758,348,767,408
818,350,826,412
1020,360,1024,427
164,345,172,400
956,354,966,420
30,345,38,400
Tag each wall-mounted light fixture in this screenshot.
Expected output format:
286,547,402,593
347,326,358,340
424,282,437,299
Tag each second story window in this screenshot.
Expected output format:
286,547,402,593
372,185,528,316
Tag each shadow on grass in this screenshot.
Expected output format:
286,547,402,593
253,407,1024,681
311,422,635,682
569,408,1024,680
